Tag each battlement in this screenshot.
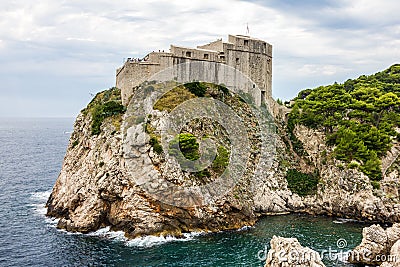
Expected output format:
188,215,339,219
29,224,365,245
116,35,272,105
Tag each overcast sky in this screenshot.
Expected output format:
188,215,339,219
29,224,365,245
0,0,399,117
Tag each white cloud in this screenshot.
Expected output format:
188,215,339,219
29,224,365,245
298,64,351,76
0,0,399,116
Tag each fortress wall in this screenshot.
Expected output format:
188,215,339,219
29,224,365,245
117,63,159,105
117,35,273,107
170,46,220,62
197,40,224,52
224,36,273,101
151,61,262,106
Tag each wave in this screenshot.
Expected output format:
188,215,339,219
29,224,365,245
29,191,51,216
29,190,59,226
88,226,127,242
237,225,253,231
333,218,359,224
126,231,204,248
87,226,205,247
30,190,52,202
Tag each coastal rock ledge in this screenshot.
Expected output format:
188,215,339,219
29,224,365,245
265,236,325,267
349,223,400,266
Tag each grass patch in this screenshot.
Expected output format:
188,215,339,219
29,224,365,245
153,82,231,112
154,85,196,112
145,123,163,155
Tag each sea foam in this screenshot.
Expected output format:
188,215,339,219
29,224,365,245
126,231,204,247
29,190,205,247
333,218,358,224
87,226,205,247
29,190,59,226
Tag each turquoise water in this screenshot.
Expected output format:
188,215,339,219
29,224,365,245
0,118,368,266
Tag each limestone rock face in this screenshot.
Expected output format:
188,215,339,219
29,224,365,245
46,86,400,238
46,110,255,237
46,86,275,237
265,236,325,267
294,125,400,223
349,223,400,265
380,240,400,267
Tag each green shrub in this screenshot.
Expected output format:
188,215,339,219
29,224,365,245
286,169,319,196
371,180,381,190
169,133,200,161
360,151,382,181
194,169,211,179
91,100,126,135
212,145,230,171
348,161,360,169
72,140,79,148
149,136,163,154
286,104,307,156
217,84,230,95
84,87,126,136
184,82,207,97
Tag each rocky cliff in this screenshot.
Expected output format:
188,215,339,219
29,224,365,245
46,86,261,237
46,80,400,238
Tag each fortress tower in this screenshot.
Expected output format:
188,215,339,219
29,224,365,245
116,35,272,106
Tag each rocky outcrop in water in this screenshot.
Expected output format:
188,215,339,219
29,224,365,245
349,223,400,266
46,86,269,237
265,236,325,267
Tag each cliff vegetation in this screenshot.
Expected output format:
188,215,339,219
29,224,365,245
288,64,400,181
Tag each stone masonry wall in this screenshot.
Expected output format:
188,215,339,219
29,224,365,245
116,35,273,106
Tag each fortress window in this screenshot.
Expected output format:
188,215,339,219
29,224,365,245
185,51,192,57
236,58,240,64
244,40,249,46
203,54,209,59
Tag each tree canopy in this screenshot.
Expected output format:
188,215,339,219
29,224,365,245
289,64,400,180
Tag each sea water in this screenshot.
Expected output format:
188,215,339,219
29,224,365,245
0,118,367,266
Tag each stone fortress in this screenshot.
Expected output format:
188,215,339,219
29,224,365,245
116,35,273,107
